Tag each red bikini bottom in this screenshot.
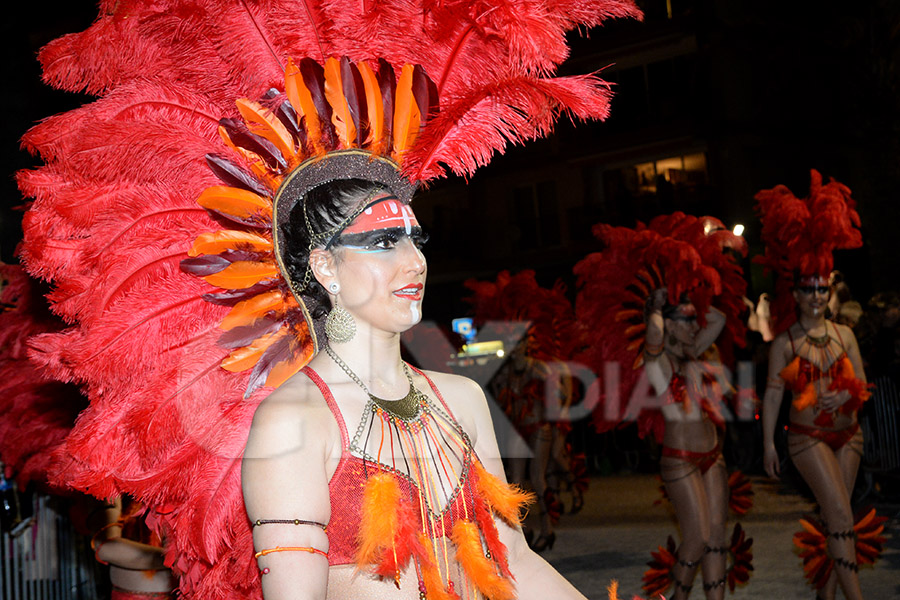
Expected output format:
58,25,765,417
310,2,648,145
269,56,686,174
661,442,723,475
788,422,860,452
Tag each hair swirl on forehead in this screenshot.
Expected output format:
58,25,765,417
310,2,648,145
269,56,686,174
280,178,394,319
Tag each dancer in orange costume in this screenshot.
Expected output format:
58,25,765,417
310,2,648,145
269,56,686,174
759,170,885,600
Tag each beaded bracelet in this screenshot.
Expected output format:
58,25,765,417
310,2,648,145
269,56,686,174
255,546,328,573
251,518,327,529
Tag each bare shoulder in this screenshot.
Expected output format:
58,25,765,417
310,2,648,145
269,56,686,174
771,330,791,355
245,370,339,460
418,370,486,432
832,322,859,346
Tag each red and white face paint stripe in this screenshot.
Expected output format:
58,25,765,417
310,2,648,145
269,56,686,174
343,196,419,234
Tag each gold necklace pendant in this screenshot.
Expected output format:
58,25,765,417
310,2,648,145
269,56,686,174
370,386,422,421
325,344,423,420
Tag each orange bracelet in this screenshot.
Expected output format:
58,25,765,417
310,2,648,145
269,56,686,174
255,546,328,573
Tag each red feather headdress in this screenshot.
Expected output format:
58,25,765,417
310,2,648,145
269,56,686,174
0,265,84,491
573,216,745,440
463,270,578,362
754,169,863,333
15,1,642,598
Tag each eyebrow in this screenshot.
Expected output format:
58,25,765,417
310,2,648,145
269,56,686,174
336,226,426,247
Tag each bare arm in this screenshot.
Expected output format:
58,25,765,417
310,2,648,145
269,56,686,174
644,290,672,396
94,497,167,571
691,307,726,358
242,380,334,600
762,334,790,479
453,375,587,600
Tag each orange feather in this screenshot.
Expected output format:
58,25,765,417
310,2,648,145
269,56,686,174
391,64,420,161
358,61,385,152
471,461,534,526
451,520,515,600
203,260,277,289
793,384,817,412
196,185,272,222
235,98,297,162
419,534,458,600
220,328,283,372
220,290,284,331
323,57,356,148
779,357,800,384
285,58,324,154
265,334,315,389
189,230,272,256
356,473,401,568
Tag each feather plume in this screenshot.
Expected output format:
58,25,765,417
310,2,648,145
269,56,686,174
356,472,402,567
19,3,642,599
471,460,534,526
452,519,515,600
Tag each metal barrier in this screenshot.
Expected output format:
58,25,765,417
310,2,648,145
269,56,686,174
859,375,900,504
2,493,101,600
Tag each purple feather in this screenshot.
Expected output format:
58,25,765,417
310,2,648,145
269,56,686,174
217,320,282,349
180,255,231,276
202,281,279,306
299,58,336,149
377,59,395,148
204,154,272,197
244,331,293,398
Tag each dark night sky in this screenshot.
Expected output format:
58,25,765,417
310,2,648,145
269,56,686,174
3,1,899,308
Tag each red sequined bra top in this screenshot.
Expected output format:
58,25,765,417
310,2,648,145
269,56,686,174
779,325,871,427
304,367,478,566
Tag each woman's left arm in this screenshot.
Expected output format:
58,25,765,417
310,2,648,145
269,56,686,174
448,375,588,599
691,307,726,358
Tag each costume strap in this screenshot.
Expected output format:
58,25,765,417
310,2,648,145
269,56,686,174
302,366,350,451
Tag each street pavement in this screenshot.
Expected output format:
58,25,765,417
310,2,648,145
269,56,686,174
540,474,900,599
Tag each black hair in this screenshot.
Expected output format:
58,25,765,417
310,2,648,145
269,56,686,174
279,178,393,320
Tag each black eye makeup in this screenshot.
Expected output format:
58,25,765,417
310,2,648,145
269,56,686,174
335,227,429,251
798,286,830,295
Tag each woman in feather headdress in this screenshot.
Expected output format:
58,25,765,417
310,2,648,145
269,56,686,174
575,215,752,600
758,171,885,600
15,1,642,599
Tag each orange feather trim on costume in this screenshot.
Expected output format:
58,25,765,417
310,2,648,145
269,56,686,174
471,460,534,526
203,260,278,289
451,520,515,600
391,64,420,161
358,61,385,153
324,58,358,149
263,332,315,389
284,58,325,155
235,98,298,163
419,534,459,600
189,230,272,256
220,290,285,331
472,491,511,578
356,472,402,568
196,186,272,222
220,328,284,372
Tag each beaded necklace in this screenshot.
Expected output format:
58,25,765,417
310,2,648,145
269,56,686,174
325,345,523,600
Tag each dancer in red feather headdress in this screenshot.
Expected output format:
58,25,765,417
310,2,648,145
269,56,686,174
574,214,752,600
15,1,642,598
758,170,885,600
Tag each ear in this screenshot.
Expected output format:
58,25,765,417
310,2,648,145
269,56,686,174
309,248,338,288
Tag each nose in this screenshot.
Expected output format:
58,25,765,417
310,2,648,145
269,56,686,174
399,237,426,274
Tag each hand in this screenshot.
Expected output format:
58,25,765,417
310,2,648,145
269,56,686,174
818,389,850,413
644,288,668,318
763,444,780,479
